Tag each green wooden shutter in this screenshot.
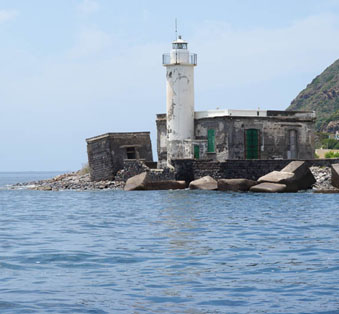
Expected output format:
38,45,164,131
207,129,215,153
194,145,200,159
246,129,259,159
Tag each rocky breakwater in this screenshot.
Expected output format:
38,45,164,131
311,163,339,193
12,171,125,191
10,162,339,193
251,161,316,193
185,162,339,193
310,166,335,190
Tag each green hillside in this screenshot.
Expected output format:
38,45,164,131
287,59,339,130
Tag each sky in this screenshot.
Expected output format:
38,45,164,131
1,0,339,171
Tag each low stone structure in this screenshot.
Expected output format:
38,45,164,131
86,132,153,181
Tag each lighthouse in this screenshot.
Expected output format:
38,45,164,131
162,36,197,166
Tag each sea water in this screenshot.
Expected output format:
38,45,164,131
0,172,338,314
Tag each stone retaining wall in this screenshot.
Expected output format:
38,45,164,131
115,159,339,183
172,159,339,182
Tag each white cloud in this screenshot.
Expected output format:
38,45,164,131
77,0,99,15
0,9,18,23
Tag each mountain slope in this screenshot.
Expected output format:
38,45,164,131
287,59,339,130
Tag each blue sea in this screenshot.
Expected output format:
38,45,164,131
0,172,338,314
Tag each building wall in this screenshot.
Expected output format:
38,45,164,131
86,136,114,181
195,117,228,161
87,132,153,181
196,116,315,160
156,112,315,166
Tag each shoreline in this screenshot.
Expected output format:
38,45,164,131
6,166,339,193
9,171,125,191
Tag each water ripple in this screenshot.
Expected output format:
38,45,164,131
0,174,339,313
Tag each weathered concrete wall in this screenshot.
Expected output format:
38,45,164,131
173,159,339,183
87,132,153,181
86,136,114,181
195,117,228,161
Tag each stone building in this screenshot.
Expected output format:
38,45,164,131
86,132,153,181
158,36,315,168
156,109,315,168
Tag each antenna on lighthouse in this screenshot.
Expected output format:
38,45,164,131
175,18,178,40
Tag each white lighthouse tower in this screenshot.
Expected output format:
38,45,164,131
162,35,197,166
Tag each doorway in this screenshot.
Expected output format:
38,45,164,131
245,129,259,159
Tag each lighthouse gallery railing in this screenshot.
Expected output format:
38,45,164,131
162,53,197,66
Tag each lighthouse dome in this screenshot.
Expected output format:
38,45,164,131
172,36,188,50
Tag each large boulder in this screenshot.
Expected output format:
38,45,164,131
145,180,186,190
218,178,257,192
124,172,148,191
250,182,287,193
257,171,298,192
189,176,218,190
331,163,339,188
124,172,186,191
258,171,295,183
257,161,316,191
280,161,316,190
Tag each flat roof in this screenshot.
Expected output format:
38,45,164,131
86,132,150,143
157,109,316,120
195,109,267,119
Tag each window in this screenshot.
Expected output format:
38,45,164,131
207,129,215,153
126,147,136,159
172,43,187,50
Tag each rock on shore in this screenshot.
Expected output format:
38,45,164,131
310,166,337,191
11,171,125,191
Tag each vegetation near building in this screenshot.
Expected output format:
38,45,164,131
325,151,339,158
